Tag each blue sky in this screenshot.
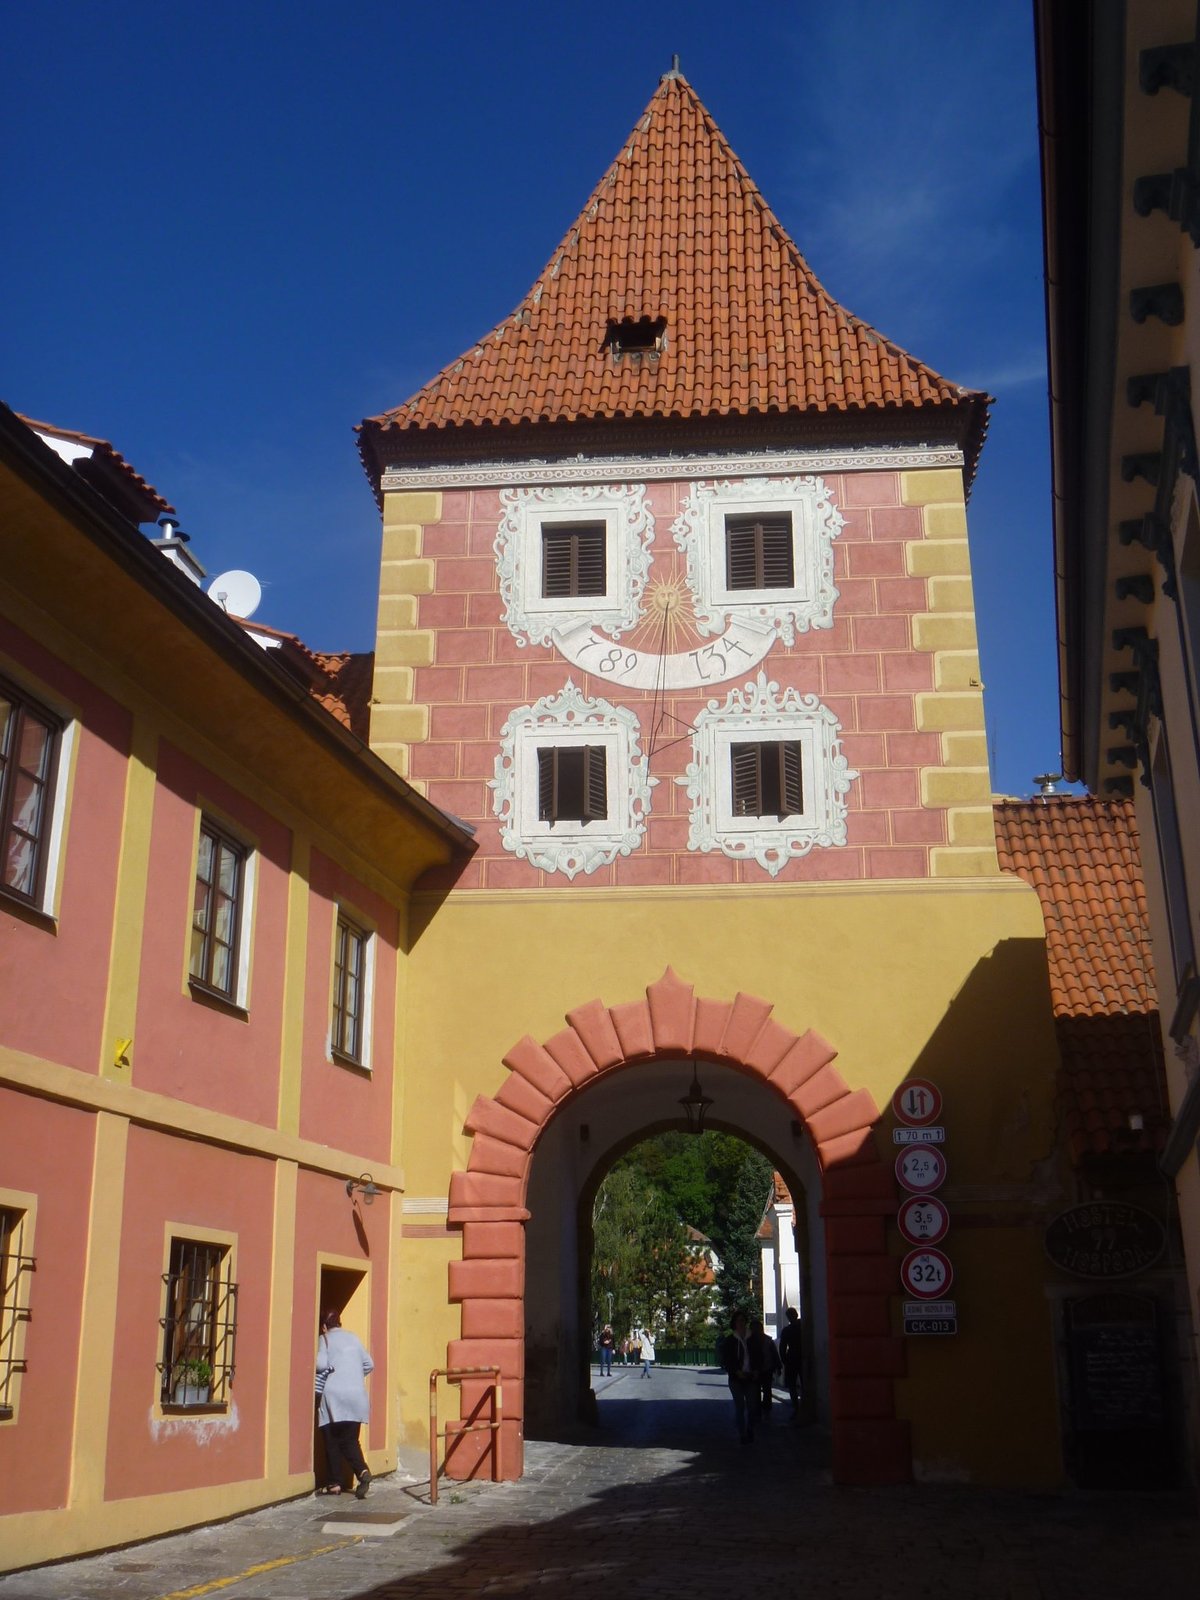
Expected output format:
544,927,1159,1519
3,1,1060,796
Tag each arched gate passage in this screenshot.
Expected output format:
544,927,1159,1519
442,969,908,1486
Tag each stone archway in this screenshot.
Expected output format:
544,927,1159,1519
442,968,908,1486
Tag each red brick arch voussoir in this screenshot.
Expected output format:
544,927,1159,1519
442,967,909,1486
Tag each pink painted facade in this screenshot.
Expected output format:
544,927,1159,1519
406,473,951,893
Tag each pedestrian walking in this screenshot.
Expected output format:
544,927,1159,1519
748,1316,781,1420
315,1310,374,1499
634,1326,655,1376
779,1305,802,1421
720,1309,757,1442
599,1323,615,1377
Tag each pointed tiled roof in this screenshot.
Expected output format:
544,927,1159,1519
360,73,988,478
994,796,1168,1163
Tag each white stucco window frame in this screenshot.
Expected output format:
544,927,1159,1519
671,475,843,643
677,671,858,877
490,681,656,879
494,484,655,647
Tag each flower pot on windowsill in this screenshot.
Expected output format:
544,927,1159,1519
173,1359,212,1405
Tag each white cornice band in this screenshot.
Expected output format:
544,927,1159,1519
380,444,965,493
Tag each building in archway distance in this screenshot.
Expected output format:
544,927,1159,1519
358,66,1071,1489
1035,0,1200,1480
757,1173,802,1342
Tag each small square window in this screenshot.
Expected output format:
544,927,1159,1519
159,1237,237,1409
0,678,62,910
541,522,607,599
725,513,795,590
332,913,369,1065
0,1207,34,1420
538,745,608,825
730,740,804,820
190,819,247,1001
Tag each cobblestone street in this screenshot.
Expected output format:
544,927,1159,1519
3,1367,1196,1600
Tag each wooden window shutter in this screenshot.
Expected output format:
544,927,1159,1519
780,741,803,819
725,514,795,590
542,523,606,598
538,747,557,821
583,745,607,822
730,742,763,815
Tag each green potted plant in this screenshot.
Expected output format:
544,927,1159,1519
174,1357,212,1406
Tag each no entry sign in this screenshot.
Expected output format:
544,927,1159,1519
901,1248,954,1298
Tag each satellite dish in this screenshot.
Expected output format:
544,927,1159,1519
208,569,262,619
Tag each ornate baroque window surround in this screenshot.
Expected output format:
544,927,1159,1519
494,484,655,647
677,671,858,877
671,475,844,643
489,681,656,879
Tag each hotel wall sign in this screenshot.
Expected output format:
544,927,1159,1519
1044,1203,1166,1280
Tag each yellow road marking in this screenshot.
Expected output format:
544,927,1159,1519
154,1537,361,1599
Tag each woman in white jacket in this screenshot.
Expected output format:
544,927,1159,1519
315,1310,374,1497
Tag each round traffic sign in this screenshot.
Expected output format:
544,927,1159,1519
898,1195,950,1245
901,1247,954,1298
895,1145,947,1194
892,1078,943,1126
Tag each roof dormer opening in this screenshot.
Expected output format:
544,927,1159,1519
603,316,667,360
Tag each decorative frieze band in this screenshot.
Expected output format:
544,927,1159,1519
380,444,965,493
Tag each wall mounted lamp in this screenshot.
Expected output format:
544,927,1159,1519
346,1173,381,1205
679,1062,714,1136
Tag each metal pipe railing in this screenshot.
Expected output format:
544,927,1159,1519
428,1364,502,1505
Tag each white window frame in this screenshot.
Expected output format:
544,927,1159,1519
494,484,655,647
0,664,76,920
671,475,843,643
490,682,656,879
188,811,256,1011
677,671,857,877
329,905,376,1072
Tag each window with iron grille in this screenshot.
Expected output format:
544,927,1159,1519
159,1238,237,1409
538,745,608,824
332,913,368,1065
0,1208,34,1419
730,740,804,820
190,819,246,1001
541,522,607,599
0,677,62,910
724,513,795,590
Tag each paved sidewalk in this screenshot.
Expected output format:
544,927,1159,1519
2,1366,1197,1599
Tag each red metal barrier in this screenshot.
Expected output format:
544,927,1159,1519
428,1364,502,1505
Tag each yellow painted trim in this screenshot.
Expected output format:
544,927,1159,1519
264,1161,298,1481
0,1049,405,1192
0,1472,320,1574
0,1188,37,1426
930,845,1002,876
100,714,158,1082
411,875,1034,908
68,1112,128,1509
277,837,311,1137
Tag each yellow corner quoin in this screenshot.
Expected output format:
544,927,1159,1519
912,613,979,652
934,651,983,690
921,766,993,807
900,468,965,506
922,502,969,539
381,524,424,559
383,490,442,528
906,539,973,577
929,845,1001,877
915,691,987,733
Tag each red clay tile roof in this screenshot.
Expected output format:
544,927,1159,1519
18,414,175,519
994,796,1168,1163
361,73,988,476
239,619,374,741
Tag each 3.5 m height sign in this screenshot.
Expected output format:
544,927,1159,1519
893,1079,957,1335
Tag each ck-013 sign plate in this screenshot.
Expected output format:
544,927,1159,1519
901,1248,954,1298
895,1146,947,1194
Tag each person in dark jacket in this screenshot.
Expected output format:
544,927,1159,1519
747,1316,781,1420
779,1305,802,1421
719,1310,757,1442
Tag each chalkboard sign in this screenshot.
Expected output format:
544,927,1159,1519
1067,1296,1163,1431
